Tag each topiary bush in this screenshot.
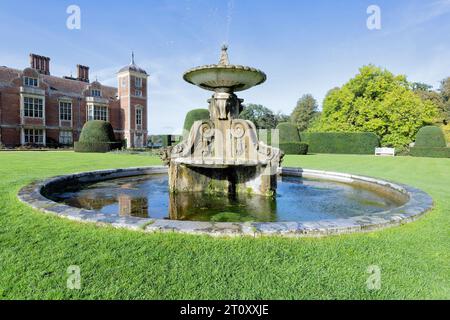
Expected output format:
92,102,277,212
410,147,450,158
279,142,309,155
74,142,122,153
410,126,449,158
79,120,116,143
300,132,380,154
442,124,450,144
276,122,300,144
414,126,447,148
256,129,272,145
75,120,122,153
183,109,210,138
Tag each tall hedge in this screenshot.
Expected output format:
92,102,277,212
300,132,380,154
75,121,121,153
183,109,210,138
414,126,447,148
276,122,300,143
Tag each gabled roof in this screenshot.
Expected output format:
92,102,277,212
0,66,117,99
0,66,21,86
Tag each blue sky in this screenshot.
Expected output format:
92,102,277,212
1,0,450,134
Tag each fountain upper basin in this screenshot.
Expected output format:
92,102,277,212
183,64,267,92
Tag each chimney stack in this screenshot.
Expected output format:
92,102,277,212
77,65,89,83
29,54,50,75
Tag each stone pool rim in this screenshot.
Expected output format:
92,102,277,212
17,166,433,237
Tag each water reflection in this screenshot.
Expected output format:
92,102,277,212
50,174,405,223
118,194,148,218
168,192,276,222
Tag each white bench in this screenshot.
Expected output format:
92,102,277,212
375,147,395,156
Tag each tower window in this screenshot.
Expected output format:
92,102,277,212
135,90,142,97
59,101,72,121
135,77,142,88
136,107,143,126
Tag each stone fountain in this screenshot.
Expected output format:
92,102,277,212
162,46,283,196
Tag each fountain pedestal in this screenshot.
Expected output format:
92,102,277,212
161,46,283,196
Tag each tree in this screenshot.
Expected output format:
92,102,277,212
412,82,433,92
413,79,450,124
439,77,450,123
275,112,290,124
310,65,438,148
239,104,278,129
290,94,319,132
414,89,446,123
441,77,450,102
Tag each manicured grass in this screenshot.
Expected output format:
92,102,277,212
0,151,449,299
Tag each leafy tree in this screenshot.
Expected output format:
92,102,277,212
412,82,433,92
414,89,446,122
441,77,450,102
290,94,319,132
439,77,450,123
310,65,437,148
413,79,450,124
275,112,290,124
239,104,278,129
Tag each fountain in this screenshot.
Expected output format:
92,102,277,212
161,46,283,197
18,46,433,237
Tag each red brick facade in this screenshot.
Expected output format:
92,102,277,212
0,53,148,148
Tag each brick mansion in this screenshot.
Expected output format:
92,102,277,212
0,53,148,148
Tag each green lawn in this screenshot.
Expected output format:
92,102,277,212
0,151,449,299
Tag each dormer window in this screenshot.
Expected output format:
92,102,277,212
135,77,142,88
24,77,38,87
91,89,101,97
135,90,142,97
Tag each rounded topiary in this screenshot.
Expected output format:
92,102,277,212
79,120,116,143
279,142,308,155
183,109,210,138
276,122,300,144
75,120,121,153
414,126,447,148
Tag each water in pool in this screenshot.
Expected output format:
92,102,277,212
50,174,405,222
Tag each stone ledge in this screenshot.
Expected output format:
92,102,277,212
17,166,434,237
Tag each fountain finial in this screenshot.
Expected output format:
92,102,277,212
219,44,229,65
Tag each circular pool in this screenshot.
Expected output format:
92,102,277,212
18,166,433,237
